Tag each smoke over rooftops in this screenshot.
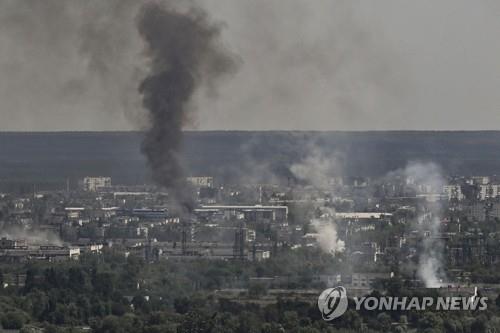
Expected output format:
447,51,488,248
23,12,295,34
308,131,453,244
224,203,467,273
136,1,238,212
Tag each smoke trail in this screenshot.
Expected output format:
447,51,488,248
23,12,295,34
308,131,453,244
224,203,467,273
290,148,345,255
136,1,237,212
398,162,447,287
417,209,446,288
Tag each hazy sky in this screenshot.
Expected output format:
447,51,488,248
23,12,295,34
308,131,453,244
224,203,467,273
0,0,498,131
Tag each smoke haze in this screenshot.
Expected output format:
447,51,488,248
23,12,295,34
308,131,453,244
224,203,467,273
290,146,342,189
0,0,144,130
0,1,498,131
0,226,62,246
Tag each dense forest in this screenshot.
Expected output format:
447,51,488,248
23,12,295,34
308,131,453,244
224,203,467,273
2,131,500,190
1,247,500,333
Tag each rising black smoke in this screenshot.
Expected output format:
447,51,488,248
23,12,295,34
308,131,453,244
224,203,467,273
136,1,237,212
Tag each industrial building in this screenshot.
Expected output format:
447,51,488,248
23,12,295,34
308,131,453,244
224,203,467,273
195,205,288,223
0,237,80,262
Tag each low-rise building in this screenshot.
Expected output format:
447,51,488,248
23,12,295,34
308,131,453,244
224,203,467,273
0,245,80,262
187,176,214,188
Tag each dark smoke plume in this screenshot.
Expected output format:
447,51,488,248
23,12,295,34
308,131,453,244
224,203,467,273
137,1,237,212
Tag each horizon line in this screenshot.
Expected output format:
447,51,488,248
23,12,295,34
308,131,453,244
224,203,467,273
2,129,500,134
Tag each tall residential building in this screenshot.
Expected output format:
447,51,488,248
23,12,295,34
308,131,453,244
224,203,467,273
82,177,111,192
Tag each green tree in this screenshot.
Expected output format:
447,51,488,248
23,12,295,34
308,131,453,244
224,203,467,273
417,312,443,331
261,323,284,333
1,311,28,329
248,283,268,298
282,311,299,331
376,312,392,331
177,310,214,333
98,315,122,333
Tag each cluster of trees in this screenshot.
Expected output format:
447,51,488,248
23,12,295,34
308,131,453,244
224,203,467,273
0,248,500,332
0,248,338,331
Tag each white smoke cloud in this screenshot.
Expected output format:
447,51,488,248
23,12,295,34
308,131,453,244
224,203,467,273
400,162,446,287
290,145,345,256
416,212,446,288
0,226,62,246
418,252,442,288
290,146,342,188
311,216,345,255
